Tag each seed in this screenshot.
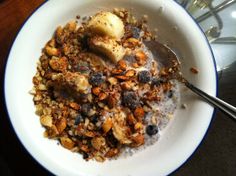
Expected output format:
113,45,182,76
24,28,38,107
146,125,158,136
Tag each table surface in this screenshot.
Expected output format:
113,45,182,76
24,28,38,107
0,0,235,175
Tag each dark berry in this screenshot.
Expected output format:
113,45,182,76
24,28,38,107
74,114,84,125
81,104,92,116
122,91,139,109
131,26,141,39
89,72,104,86
138,71,151,83
146,125,158,136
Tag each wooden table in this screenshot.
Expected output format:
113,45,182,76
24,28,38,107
0,1,235,175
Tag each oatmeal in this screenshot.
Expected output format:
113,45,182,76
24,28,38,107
31,9,179,162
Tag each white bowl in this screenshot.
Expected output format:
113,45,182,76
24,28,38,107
4,0,217,175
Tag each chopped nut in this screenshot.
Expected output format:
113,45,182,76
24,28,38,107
92,87,101,96
56,26,63,38
121,81,133,90
102,118,112,133
127,113,136,125
40,115,53,127
48,39,56,47
38,84,47,91
135,51,147,61
98,92,108,101
84,131,96,137
134,107,145,120
127,38,140,45
66,21,77,32
69,102,80,110
45,46,59,56
125,69,136,77
107,95,117,109
160,68,168,76
111,69,123,75
132,62,140,68
107,77,118,85
162,82,172,92
151,115,158,125
56,117,67,133
105,148,119,158
134,122,143,130
131,134,144,146
60,137,75,149
115,75,129,81
190,67,199,74
94,155,105,162
117,60,127,70
91,136,106,150
49,57,68,72
80,145,89,152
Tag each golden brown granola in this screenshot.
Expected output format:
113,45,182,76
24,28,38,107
32,8,176,162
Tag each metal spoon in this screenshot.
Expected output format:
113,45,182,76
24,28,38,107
144,40,236,119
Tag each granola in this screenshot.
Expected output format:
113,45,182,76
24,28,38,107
31,9,179,162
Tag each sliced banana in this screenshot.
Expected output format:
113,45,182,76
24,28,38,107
89,36,125,63
87,11,124,39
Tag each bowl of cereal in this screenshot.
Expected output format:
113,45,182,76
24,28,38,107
4,0,217,175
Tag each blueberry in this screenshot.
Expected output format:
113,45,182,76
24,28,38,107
81,104,92,116
74,114,83,125
146,125,158,136
138,71,151,83
122,91,139,109
89,72,104,86
132,26,141,39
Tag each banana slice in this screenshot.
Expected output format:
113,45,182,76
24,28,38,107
87,11,124,39
89,36,125,63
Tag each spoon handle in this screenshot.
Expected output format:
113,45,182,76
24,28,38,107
185,82,236,119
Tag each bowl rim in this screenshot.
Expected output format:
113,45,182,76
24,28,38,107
3,0,218,175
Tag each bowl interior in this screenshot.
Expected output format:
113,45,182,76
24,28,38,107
4,0,217,175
